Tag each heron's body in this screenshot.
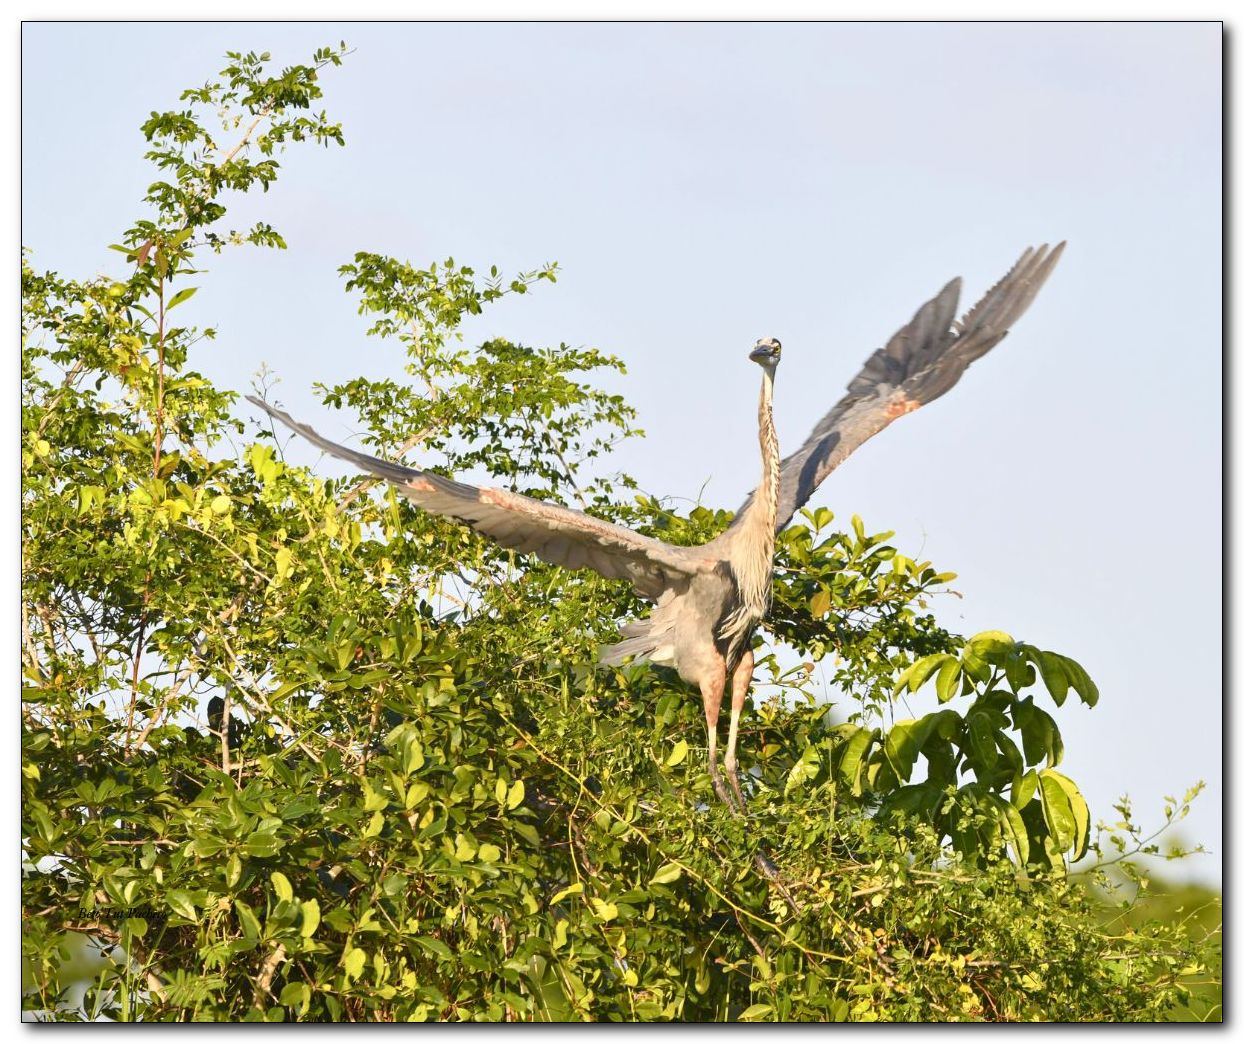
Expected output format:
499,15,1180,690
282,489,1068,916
603,363,779,678
249,243,1064,812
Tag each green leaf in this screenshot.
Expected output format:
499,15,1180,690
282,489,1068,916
1014,700,1063,768
1060,654,1100,707
784,742,821,797
270,871,293,903
210,494,232,515
550,882,583,905
1012,769,1039,810
590,898,619,922
883,719,924,783
1040,769,1091,861
166,286,198,310
837,727,877,797
166,889,197,922
1037,770,1076,853
881,782,944,819
76,484,105,515
963,631,1015,682
665,738,689,767
279,982,310,1009
244,832,284,857
1029,648,1069,705
343,946,366,981
478,843,501,863
884,711,960,783
966,630,1016,660
739,1003,773,1021
962,642,992,683
235,900,262,941
1004,652,1037,692
894,653,954,697
966,712,998,772
414,936,453,960
935,659,962,704
403,738,425,775
299,898,320,939
506,779,525,810
808,588,832,618
995,729,1023,774
364,810,385,838
649,863,682,886
989,795,1031,867
28,804,56,844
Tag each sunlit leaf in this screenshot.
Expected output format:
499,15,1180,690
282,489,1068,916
166,890,197,921
649,863,682,886
665,739,689,767
300,898,321,939
590,898,619,922
166,286,198,310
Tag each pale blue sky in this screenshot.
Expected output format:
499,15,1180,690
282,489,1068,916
22,22,1221,881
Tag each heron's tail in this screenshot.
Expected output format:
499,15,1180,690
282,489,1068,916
599,637,652,667
598,613,675,668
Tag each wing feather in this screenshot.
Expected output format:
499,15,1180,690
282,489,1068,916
742,243,1065,531
247,397,710,599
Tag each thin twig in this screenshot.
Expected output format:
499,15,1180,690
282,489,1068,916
253,943,287,1007
179,520,273,585
123,605,150,752
128,655,197,753
215,634,337,764
33,359,87,441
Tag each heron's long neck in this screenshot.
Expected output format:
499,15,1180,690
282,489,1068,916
717,366,780,647
742,368,780,543
758,369,780,528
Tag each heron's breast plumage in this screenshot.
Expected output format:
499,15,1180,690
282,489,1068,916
715,529,775,669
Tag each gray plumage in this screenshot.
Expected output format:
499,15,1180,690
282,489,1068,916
247,242,1064,812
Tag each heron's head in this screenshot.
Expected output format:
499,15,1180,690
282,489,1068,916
749,336,782,368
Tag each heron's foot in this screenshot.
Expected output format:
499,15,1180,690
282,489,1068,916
709,762,742,814
724,761,749,815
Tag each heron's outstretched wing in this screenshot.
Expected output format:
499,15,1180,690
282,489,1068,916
247,397,711,599
746,242,1065,532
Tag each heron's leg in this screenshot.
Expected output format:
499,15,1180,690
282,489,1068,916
698,659,737,810
724,648,754,813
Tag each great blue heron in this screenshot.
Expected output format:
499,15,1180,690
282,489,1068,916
248,243,1064,813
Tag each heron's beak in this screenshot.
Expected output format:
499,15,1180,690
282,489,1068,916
749,343,775,362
